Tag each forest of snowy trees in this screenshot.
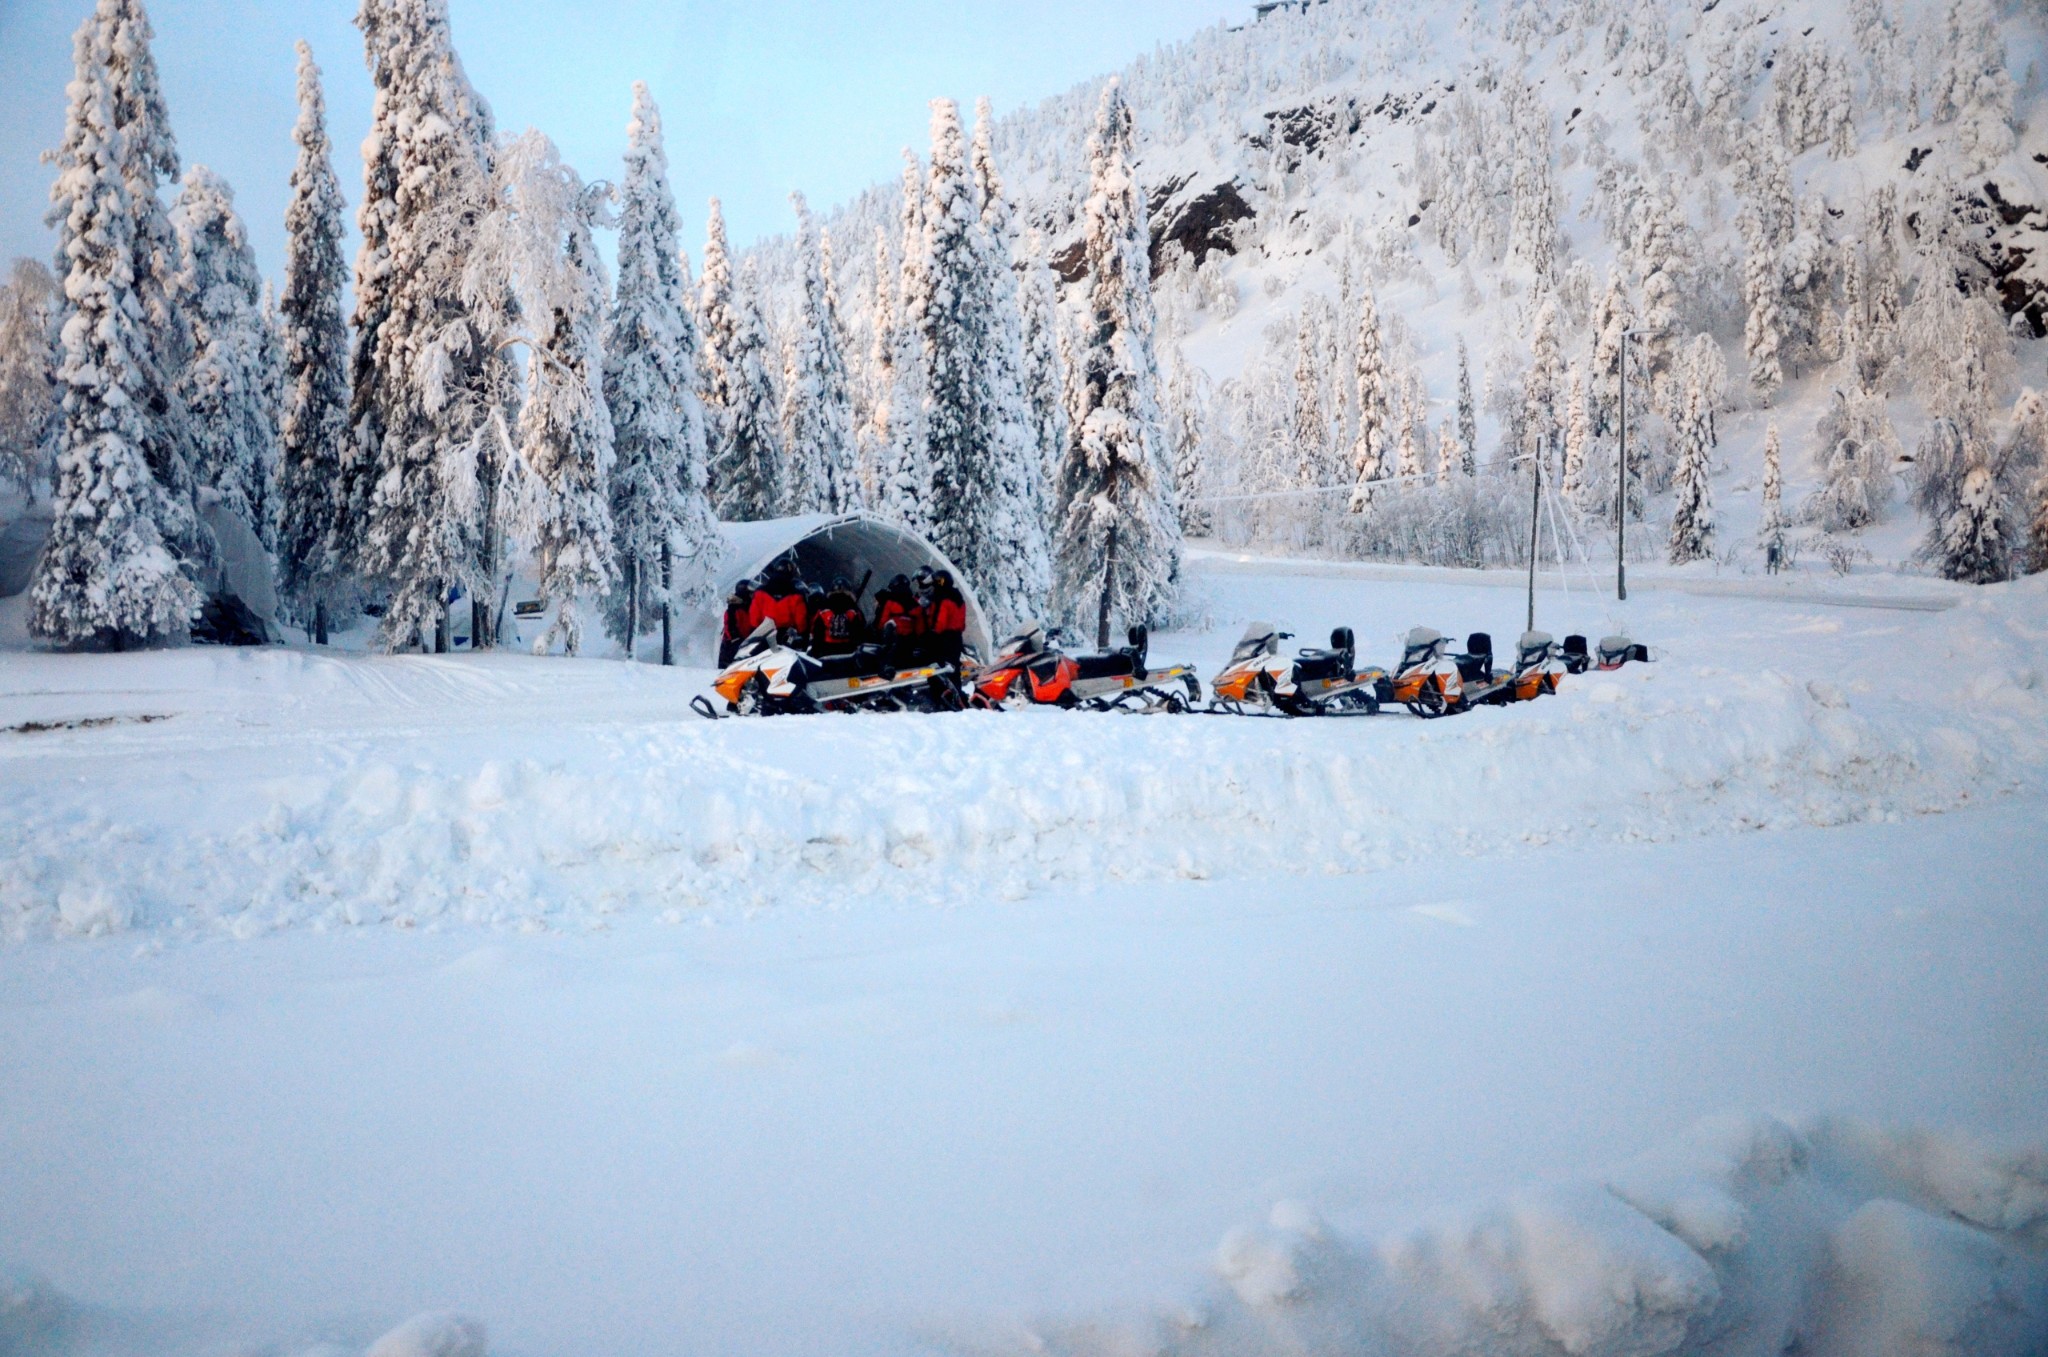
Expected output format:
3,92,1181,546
1,0,2045,654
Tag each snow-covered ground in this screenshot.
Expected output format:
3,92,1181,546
3,554,2046,1356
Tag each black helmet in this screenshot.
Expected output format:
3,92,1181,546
887,573,911,593
832,575,852,594
933,570,953,589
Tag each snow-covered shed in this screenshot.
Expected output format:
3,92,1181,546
712,513,993,658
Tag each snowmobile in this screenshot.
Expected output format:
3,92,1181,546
1594,635,1654,671
967,625,1200,712
1207,622,1387,716
1433,631,1566,706
691,621,962,718
1386,627,1468,718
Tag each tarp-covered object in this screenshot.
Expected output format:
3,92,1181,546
712,514,992,658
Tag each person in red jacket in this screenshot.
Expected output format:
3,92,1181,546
807,579,867,657
874,575,922,663
748,563,809,643
927,570,967,666
719,579,760,666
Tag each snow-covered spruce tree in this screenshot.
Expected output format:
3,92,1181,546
1052,80,1181,645
1394,382,1425,483
1667,374,1716,564
601,82,721,657
29,13,198,647
1454,336,1478,477
724,261,786,521
1292,309,1330,489
93,0,210,574
1925,459,2011,583
1686,334,1726,448
479,133,615,655
968,97,1054,624
1633,187,1685,408
1435,420,1460,487
1561,362,1590,506
1760,421,1788,571
0,259,60,501
914,98,1050,639
348,0,515,650
876,152,931,528
781,191,858,515
1346,276,1391,512
1804,383,1899,532
172,166,277,550
274,43,352,641
1932,0,2015,174
698,201,786,521
1523,296,1564,479
1163,327,1211,535
1741,208,1785,404
1017,227,1069,498
1589,268,1628,436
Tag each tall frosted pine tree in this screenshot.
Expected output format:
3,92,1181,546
490,133,616,655
29,9,198,647
698,200,785,520
275,42,352,641
1667,373,1717,563
1052,80,1181,645
172,166,277,550
99,0,208,574
603,83,722,657
780,191,858,515
900,96,1052,637
1346,277,1391,511
877,151,931,528
348,0,515,650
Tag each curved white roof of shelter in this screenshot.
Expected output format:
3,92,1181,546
714,514,992,658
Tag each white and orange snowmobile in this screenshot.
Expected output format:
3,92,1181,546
1466,631,1567,704
691,621,961,718
1422,630,1566,707
1387,626,1469,717
966,625,1200,713
1594,634,1654,670
1207,622,1387,716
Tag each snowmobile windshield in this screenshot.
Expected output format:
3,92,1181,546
1230,624,1279,664
999,628,1045,660
731,619,780,663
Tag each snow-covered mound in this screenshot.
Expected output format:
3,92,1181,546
3,566,2044,942
966,1113,2048,1357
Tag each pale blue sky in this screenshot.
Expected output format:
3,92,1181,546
0,0,1247,283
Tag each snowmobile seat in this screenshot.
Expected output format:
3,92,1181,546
1073,650,1140,681
1293,629,1355,682
1455,631,1494,684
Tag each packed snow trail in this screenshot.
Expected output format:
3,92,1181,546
2,799,2043,1357
3,568,2046,941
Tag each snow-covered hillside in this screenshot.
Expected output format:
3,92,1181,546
767,0,2048,581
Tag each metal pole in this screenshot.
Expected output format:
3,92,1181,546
1616,334,1628,602
1526,443,1541,634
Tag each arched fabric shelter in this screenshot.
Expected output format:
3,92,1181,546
712,513,993,658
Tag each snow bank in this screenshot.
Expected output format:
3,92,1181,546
4,587,2047,942
978,1115,2048,1357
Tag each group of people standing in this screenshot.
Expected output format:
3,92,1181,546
719,562,969,668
